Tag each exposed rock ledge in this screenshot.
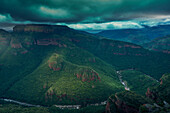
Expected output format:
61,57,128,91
13,24,70,33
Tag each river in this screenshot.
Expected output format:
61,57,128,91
116,71,130,91
0,98,107,109
0,98,42,107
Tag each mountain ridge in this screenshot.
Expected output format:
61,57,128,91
13,24,71,33
0,24,169,106
96,25,170,45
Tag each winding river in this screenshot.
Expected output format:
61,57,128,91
0,71,130,109
0,98,42,107
0,98,107,109
116,71,130,91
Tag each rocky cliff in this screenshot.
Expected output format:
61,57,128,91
146,74,170,104
13,24,70,33
106,91,151,113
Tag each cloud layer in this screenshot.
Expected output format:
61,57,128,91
1,0,170,23
0,0,170,30
66,16,170,30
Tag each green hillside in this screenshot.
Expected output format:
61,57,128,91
5,51,123,105
0,26,124,106
0,24,169,107
70,32,170,79
119,70,159,95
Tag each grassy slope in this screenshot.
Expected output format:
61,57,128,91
1,33,123,105
0,46,41,96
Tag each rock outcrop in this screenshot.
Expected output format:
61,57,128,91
146,74,170,104
13,24,70,33
75,69,100,82
106,91,151,113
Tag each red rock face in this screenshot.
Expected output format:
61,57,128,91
0,38,9,46
106,95,139,113
112,52,145,56
113,52,126,55
45,89,55,102
75,69,100,82
88,58,96,63
124,45,141,49
146,88,157,101
48,61,62,71
160,80,163,85
37,38,59,46
24,27,54,33
106,102,111,113
35,38,68,48
13,24,70,33
163,50,170,54
10,39,22,48
25,41,32,46
152,48,170,54
43,83,47,89
115,99,138,113
21,50,28,54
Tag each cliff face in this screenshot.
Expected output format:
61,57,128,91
114,96,139,113
106,91,151,113
0,30,10,54
146,88,158,102
146,74,170,104
13,24,70,33
106,95,138,113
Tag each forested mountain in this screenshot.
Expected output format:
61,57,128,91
0,24,169,110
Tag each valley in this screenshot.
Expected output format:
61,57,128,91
116,71,130,91
1,0,170,112
0,24,169,113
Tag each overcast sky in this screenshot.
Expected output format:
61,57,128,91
0,0,170,30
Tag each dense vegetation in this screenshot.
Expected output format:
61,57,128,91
0,25,124,106
0,100,105,113
119,70,158,95
106,74,170,113
0,24,169,112
147,73,170,104
106,91,153,113
70,32,170,79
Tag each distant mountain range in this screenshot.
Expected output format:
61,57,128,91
0,24,169,107
96,25,170,45
143,35,170,54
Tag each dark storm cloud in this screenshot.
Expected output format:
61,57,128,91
0,0,170,24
